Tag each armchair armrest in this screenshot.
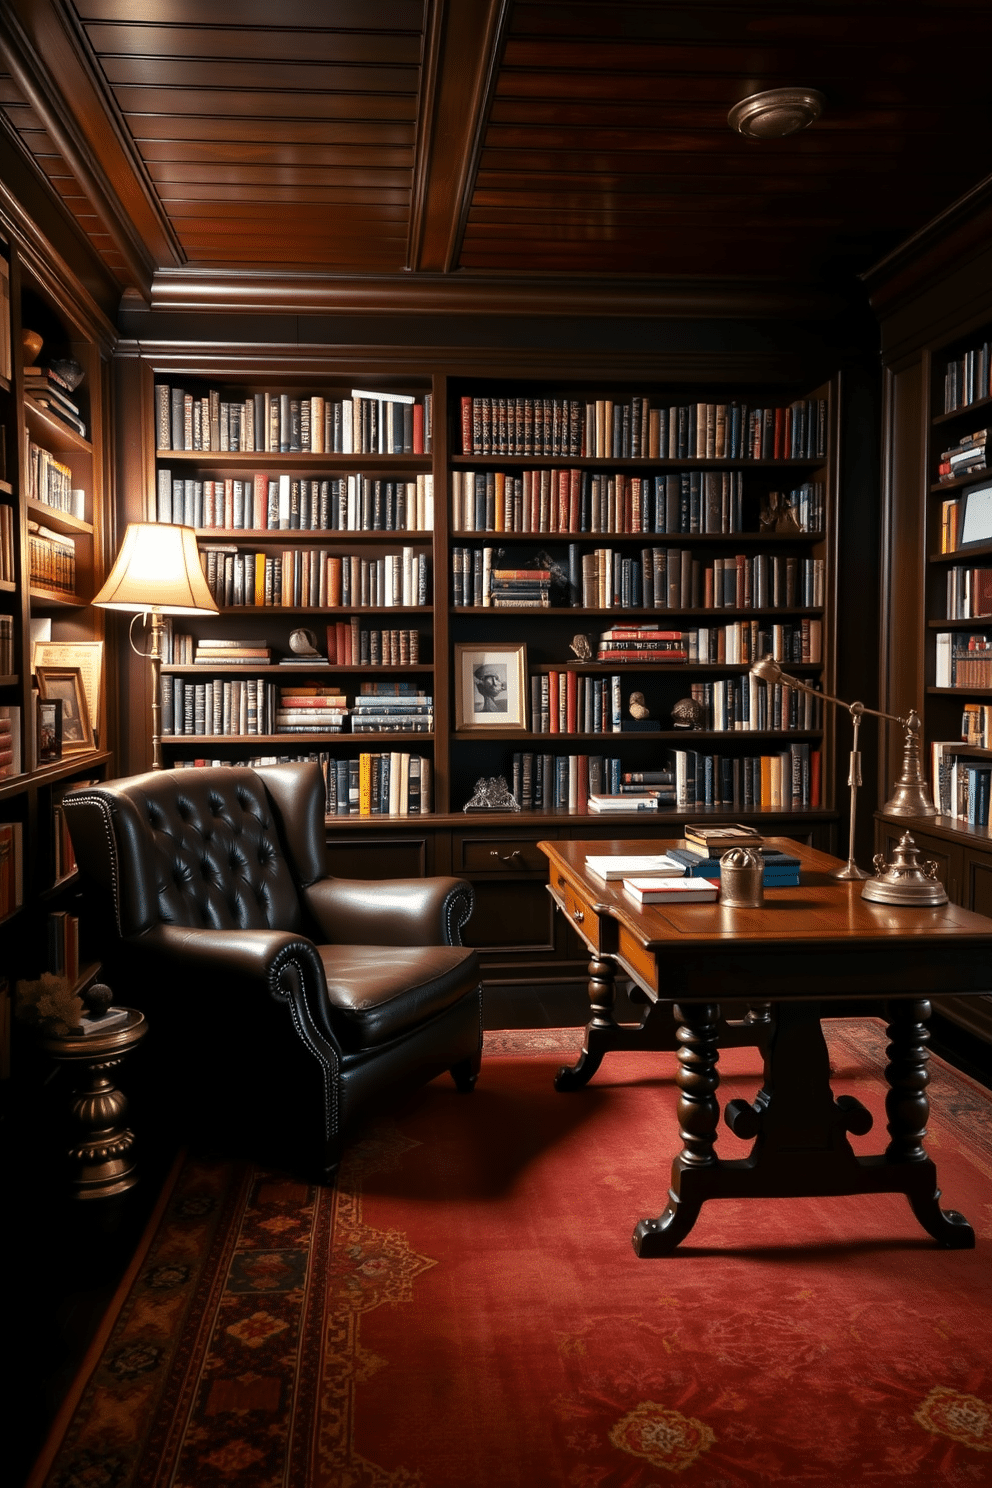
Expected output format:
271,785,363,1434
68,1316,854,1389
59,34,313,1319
132,923,340,1050
302,876,474,947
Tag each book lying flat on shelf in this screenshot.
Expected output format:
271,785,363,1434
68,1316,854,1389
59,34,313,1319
587,793,659,812
623,876,720,904
585,853,686,881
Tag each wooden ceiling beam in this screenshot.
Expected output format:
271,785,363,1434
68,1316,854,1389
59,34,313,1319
407,0,511,272
1,0,181,297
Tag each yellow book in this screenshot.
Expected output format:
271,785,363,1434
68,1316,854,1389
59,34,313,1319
254,552,265,606
359,753,372,816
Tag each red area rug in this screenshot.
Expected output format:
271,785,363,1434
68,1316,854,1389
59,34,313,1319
29,1021,992,1487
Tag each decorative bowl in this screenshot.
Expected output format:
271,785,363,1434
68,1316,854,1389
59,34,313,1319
22,329,43,365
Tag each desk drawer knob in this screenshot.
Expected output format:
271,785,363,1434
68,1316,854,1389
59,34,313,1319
573,909,584,924
489,849,522,864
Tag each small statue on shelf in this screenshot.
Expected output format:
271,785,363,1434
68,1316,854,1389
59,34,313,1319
671,696,706,730
569,634,592,661
463,776,521,812
628,691,650,720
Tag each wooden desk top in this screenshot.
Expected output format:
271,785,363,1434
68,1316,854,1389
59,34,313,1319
539,837,992,1000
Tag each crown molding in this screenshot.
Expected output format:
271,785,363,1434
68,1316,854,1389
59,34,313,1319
147,267,843,321
862,173,992,319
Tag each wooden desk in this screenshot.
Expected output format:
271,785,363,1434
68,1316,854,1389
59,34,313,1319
539,836,992,1254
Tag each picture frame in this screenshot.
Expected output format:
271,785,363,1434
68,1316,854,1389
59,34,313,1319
32,640,103,746
36,697,62,763
455,643,528,730
958,483,992,548
35,666,94,753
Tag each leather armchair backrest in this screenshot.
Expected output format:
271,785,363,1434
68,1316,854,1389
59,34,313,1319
64,765,307,938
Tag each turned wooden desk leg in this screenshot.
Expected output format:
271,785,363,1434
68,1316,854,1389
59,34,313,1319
884,998,974,1248
554,953,618,1091
633,1001,721,1255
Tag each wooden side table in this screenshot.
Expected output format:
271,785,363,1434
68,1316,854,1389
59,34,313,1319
39,1001,148,1200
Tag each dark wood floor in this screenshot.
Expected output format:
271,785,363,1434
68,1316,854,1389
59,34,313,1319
5,990,989,1488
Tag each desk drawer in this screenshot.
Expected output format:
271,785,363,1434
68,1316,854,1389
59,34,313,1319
556,876,602,954
458,836,547,874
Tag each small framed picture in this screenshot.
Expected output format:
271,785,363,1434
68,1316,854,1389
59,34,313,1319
37,698,62,763
455,644,528,730
35,665,94,753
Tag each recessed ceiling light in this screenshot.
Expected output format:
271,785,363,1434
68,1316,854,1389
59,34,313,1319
728,87,825,139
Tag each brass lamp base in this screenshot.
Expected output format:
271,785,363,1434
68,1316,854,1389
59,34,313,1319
861,833,948,907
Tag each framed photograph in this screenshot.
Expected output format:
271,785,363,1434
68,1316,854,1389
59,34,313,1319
455,644,528,730
37,697,62,763
32,640,103,745
958,484,992,548
35,666,94,753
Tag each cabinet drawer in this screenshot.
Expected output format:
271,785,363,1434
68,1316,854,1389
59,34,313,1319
558,878,602,953
458,836,548,874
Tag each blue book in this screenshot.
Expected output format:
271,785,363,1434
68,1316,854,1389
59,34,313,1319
668,846,800,882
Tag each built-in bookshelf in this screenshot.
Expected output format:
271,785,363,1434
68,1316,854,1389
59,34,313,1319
869,212,992,1050
114,354,839,983
0,212,113,1071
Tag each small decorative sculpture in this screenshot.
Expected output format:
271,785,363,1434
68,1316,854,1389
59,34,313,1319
761,490,801,535
289,627,323,656
628,691,651,720
671,696,706,730
463,775,521,812
569,634,592,660
47,355,85,391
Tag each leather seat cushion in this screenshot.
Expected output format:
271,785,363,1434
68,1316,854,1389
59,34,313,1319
318,943,479,1051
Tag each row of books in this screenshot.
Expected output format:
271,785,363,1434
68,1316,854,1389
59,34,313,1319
687,676,822,733
595,624,687,663
931,742,992,824
199,545,430,609
943,343,992,414
0,706,21,779
689,618,822,665
158,471,435,533
0,503,14,582
351,693,433,734
166,625,424,670
171,751,433,817
945,565,992,619
27,442,74,512
0,614,13,675
0,820,23,917
28,522,75,594
530,673,624,735
453,468,825,539
25,366,87,438
451,545,823,611
961,703,992,747
156,385,432,455
934,632,992,688
459,396,828,462
937,427,989,484
163,680,434,738
505,744,820,811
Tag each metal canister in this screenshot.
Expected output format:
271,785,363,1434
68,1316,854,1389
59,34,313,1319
719,846,764,907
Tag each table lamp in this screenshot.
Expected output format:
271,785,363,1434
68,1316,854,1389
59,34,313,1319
749,655,936,881
92,523,218,769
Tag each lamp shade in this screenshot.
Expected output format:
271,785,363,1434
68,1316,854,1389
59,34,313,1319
92,523,218,616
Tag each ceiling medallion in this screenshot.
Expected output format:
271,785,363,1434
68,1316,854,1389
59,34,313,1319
728,87,825,139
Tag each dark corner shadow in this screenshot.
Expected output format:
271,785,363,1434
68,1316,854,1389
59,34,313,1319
357,1070,619,1201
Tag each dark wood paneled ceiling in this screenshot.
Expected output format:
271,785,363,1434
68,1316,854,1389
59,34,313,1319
1,0,991,312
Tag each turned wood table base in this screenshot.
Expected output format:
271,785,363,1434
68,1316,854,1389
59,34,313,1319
631,996,973,1255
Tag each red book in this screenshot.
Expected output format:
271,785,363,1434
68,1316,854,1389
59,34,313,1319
810,748,821,808
548,671,559,733
566,669,577,733
325,626,337,663
569,468,581,532
460,397,473,454
557,469,569,533
253,472,267,530
413,402,424,454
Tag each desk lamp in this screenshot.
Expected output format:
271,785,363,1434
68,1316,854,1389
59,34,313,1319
92,523,218,769
749,655,936,883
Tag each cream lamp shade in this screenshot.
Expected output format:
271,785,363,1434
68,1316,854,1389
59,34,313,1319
92,522,218,615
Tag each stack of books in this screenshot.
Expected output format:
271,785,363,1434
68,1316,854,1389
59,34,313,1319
684,823,764,855
618,769,675,803
937,428,989,484
275,686,348,735
623,876,719,904
194,638,273,666
588,791,658,813
350,684,433,734
668,844,801,886
491,565,552,609
24,366,86,438
597,624,688,664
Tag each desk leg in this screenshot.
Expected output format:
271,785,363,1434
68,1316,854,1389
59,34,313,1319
884,999,974,1248
554,954,618,1091
632,1002,720,1254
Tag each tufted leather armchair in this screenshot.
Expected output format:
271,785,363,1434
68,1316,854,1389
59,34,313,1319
62,761,483,1180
